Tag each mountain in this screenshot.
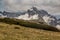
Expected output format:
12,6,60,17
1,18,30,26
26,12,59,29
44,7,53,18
16,7,49,22
0,11,22,18
0,7,60,30
16,7,58,27
54,15,60,19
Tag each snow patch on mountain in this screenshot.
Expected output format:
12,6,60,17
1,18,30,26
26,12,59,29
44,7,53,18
16,13,39,20
56,25,60,30
43,15,56,26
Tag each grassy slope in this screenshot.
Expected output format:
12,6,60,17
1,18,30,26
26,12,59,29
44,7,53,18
0,18,59,31
0,18,60,40
0,22,60,40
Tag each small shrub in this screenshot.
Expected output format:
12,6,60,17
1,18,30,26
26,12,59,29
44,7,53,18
14,27,20,29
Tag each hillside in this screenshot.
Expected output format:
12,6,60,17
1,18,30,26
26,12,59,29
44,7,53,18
0,22,60,40
0,18,60,40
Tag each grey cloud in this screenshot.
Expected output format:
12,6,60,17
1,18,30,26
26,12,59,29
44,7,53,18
0,0,60,15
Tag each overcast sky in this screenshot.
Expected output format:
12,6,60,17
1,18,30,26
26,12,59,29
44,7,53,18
0,0,60,15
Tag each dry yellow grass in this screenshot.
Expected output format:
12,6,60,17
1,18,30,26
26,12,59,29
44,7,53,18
0,22,60,40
